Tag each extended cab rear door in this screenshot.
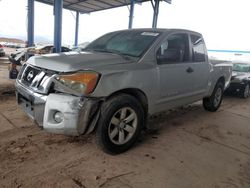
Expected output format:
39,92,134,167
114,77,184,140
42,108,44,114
189,34,210,97
155,32,198,109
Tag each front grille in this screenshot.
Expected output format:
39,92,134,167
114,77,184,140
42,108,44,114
22,65,41,86
18,64,58,94
17,64,27,80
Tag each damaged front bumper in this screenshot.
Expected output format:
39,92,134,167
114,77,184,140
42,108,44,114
16,81,100,136
43,94,100,135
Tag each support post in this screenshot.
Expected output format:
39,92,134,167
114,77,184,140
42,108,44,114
128,0,135,29
74,11,79,47
54,0,63,53
152,0,160,28
27,0,34,47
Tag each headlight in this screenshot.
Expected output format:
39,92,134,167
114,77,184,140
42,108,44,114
55,71,100,95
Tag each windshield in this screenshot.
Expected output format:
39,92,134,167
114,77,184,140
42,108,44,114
232,63,250,72
85,31,161,57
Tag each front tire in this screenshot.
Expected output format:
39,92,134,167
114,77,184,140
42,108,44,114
203,81,224,112
241,84,250,98
96,94,144,154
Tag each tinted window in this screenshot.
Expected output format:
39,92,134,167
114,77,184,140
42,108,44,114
157,33,189,64
85,31,161,57
191,35,206,62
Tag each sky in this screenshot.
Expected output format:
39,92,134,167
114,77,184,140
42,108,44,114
0,0,250,52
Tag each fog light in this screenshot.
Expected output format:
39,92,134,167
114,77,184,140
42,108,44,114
54,111,63,123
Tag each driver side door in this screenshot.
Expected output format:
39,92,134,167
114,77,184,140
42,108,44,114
155,33,197,110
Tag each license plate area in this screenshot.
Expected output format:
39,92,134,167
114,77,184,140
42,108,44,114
17,92,35,119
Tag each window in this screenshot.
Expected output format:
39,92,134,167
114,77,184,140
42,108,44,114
232,63,250,72
191,35,206,62
157,33,189,64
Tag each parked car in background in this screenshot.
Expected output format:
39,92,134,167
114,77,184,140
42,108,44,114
29,45,71,54
4,42,21,48
9,45,72,65
0,44,5,57
9,45,72,79
225,63,250,98
16,29,232,154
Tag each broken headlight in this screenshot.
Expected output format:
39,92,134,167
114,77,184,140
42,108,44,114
54,71,100,95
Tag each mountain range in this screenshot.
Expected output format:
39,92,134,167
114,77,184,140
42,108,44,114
0,34,52,44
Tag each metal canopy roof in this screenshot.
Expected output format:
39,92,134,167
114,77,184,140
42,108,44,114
35,0,171,14
28,0,171,51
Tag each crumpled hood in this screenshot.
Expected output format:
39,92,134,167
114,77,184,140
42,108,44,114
27,51,132,72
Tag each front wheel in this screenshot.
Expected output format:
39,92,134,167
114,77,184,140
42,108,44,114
96,94,144,154
241,84,250,98
203,81,224,112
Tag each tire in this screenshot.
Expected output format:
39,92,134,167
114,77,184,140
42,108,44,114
241,84,250,98
96,94,144,154
203,81,224,112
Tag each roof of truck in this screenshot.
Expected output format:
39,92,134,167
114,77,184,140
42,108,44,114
105,28,202,36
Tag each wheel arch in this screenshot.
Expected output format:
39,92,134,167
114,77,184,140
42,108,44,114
105,88,148,116
217,76,225,87
215,76,226,91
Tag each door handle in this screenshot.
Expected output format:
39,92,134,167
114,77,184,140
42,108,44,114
186,67,194,73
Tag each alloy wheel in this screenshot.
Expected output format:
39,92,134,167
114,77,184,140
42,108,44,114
244,84,250,98
108,107,138,145
214,87,222,107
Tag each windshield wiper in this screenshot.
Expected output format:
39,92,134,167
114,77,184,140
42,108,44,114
106,49,133,60
88,49,136,60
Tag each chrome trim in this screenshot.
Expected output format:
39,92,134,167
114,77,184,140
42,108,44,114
17,64,57,94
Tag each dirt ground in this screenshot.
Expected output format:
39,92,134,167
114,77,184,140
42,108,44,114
0,61,250,188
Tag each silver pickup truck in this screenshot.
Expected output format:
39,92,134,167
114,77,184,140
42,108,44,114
16,29,232,154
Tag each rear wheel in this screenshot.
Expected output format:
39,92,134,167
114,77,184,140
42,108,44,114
241,84,250,98
96,94,144,154
203,81,224,112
